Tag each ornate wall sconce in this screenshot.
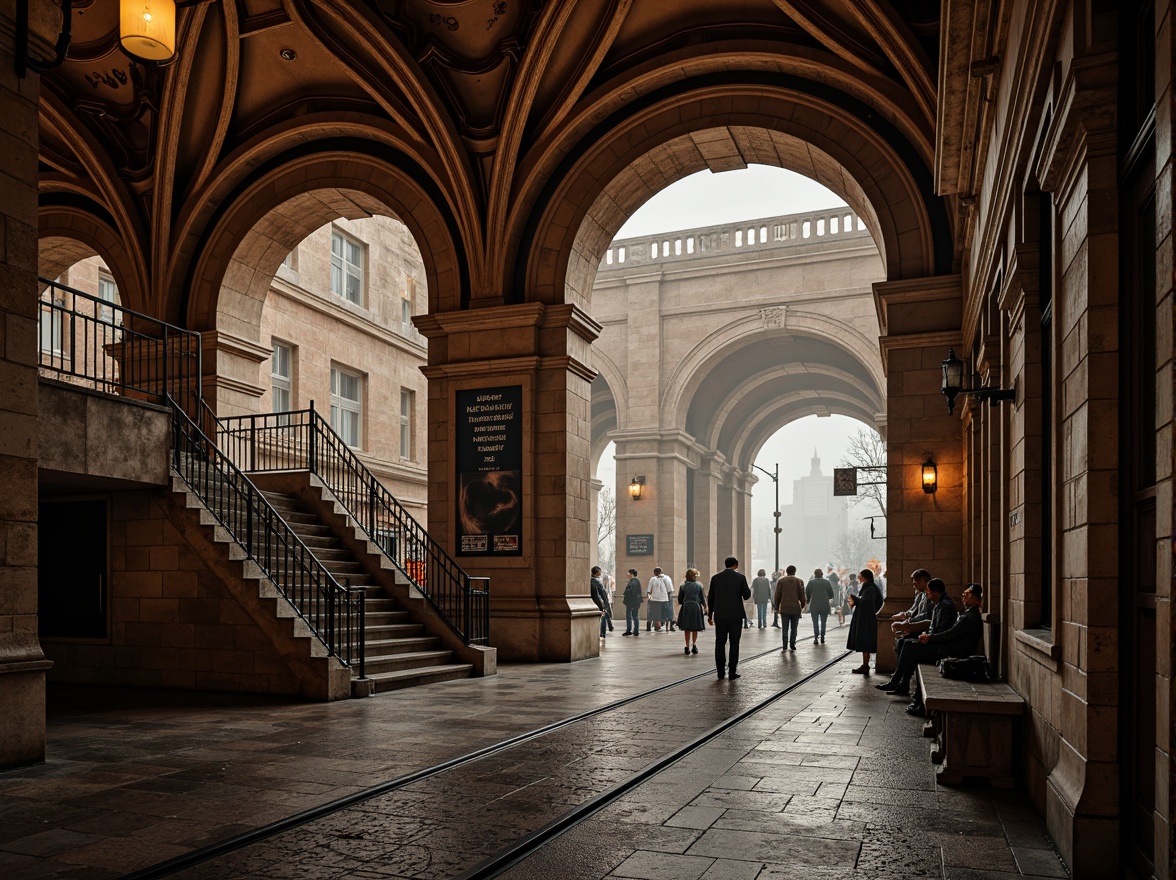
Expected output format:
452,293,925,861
940,348,1015,414
628,475,645,501
921,458,938,494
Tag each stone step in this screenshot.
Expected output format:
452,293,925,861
364,622,428,640
365,610,410,625
363,635,438,654
364,624,425,641
363,664,474,693
361,650,455,675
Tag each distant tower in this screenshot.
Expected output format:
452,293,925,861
810,448,821,476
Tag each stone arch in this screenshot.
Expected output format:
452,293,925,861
734,400,879,474
664,314,883,433
180,148,466,335
38,202,146,311
522,79,948,309
590,372,618,477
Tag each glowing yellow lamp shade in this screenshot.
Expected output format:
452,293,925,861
120,0,176,62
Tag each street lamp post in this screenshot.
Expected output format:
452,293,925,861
753,462,781,574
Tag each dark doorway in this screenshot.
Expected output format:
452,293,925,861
38,499,108,639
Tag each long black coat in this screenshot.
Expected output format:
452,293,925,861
846,581,884,652
708,568,751,621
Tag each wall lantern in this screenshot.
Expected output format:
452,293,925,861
921,458,938,494
628,475,645,501
940,348,1015,414
120,0,178,63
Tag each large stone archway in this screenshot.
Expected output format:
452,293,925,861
588,205,887,581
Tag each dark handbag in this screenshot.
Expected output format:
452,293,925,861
937,655,991,682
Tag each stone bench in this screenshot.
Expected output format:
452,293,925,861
916,664,1025,788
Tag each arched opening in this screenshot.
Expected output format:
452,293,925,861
586,163,886,583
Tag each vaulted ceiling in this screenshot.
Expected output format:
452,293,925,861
36,0,947,323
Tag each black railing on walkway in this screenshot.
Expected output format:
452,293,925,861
172,397,365,674
38,276,202,416
212,405,490,647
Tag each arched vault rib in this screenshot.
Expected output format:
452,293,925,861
671,321,883,438
700,363,883,456
528,74,949,309
733,395,879,473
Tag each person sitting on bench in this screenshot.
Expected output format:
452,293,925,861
880,583,984,713
884,576,954,672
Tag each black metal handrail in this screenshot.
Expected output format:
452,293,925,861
171,396,365,675
38,276,202,416
212,405,490,647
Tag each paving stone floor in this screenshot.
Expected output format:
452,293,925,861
0,624,1067,879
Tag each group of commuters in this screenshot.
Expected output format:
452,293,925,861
590,558,877,679
592,562,987,705
870,568,985,715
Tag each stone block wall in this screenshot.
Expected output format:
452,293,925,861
0,2,51,770
42,489,314,696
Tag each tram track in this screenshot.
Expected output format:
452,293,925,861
121,644,845,880
455,650,852,879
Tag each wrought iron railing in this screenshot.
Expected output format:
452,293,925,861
171,397,365,674
212,404,490,646
38,276,202,416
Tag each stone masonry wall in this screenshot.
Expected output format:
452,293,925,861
42,490,305,696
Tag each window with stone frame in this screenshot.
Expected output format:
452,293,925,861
330,230,365,306
271,342,293,413
39,283,64,355
97,272,119,324
400,388,413,459
330,365,363,447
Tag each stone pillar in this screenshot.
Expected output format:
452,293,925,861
735,471,755,572
588,477,602,569
716,473,735,566
613,431,690,581
201,330,270,417
416,303,600,662
873,275,964,674
0,0,55,769
692,452,723,579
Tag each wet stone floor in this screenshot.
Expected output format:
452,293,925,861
0,624,1068,879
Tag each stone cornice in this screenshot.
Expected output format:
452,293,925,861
422,354,595,383
415,302,602,345
270,278,427,358
201,330,272,364
872,275,963,337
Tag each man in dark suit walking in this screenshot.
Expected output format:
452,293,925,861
708,556,752,680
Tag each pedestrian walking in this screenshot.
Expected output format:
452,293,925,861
708,557,751,679
590,566,609,640
751,569,773,628
773,565,806,650
676,568,707,655
805,567,834,644
621,568,642,636
646,567,673,632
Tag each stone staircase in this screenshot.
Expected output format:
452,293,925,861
260,490,475,693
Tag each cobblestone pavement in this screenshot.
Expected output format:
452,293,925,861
0,625,1067,879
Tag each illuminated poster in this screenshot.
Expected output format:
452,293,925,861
456,386,523,556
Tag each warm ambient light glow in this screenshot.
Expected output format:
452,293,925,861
628,475,644,501
120,0,176,62
921,458,938,494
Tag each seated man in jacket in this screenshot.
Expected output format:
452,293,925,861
890,569,932,638
880,582,983,702
882,578,956,680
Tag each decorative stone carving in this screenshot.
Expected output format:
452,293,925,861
759,305,786,329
